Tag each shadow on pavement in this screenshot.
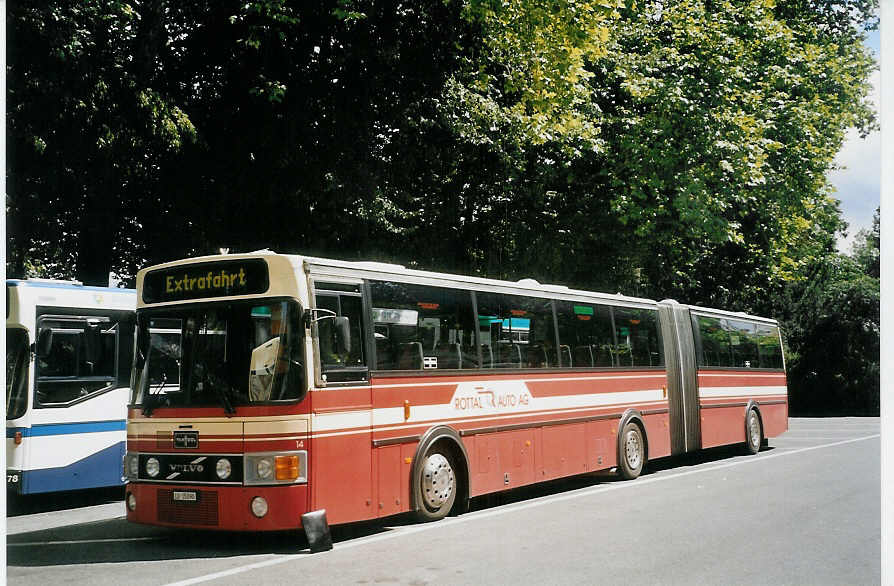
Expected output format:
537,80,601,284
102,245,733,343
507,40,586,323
7,486,125,517
7,440,771,568
6,517,394,567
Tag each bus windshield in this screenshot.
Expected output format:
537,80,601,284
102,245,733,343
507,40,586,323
132,300,305,413
6,328,30,420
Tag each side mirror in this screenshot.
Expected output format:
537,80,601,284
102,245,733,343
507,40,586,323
36,328,54,358
334,316,351,355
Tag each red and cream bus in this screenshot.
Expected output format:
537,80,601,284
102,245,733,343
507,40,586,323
124,251,787,541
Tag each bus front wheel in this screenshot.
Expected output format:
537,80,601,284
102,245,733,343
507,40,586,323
413,446,457,522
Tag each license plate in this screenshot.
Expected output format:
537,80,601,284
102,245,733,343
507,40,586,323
172,491,197,502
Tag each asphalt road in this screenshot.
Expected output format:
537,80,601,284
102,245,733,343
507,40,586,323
6,417,881,585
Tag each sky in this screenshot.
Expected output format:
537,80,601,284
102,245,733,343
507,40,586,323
828,29,881,252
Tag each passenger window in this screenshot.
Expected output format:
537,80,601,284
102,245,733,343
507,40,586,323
475,292,556,369
728,319,760,368
613,307,663,367
756,324,784,369
555,301,615,367
695,315,731,367
370,281,478,370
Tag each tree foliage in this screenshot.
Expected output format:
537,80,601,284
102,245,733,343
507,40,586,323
6,1,878,413
776,210,880,415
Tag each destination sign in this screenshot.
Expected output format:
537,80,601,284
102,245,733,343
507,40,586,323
142,259,269,303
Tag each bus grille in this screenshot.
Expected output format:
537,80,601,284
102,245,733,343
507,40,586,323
157,489,219,526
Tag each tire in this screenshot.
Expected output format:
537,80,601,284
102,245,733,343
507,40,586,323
618,422,646,480
745,409,763,455
413,445,458,522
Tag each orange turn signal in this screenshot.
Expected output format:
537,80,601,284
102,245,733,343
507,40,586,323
275,455,299,480
14,431,22,445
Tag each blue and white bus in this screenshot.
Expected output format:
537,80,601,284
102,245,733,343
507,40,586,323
6,279,136,495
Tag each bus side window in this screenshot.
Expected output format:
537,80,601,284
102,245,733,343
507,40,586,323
695,315,732,368
370,281,479,371
555,301,615,368
35,316,120,406
756,324,784,369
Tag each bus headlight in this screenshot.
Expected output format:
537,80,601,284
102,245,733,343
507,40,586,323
126,453,140,480
216,458,232,480
127,492,137,512
244,451,306,485
146,457,160,478
257,458,273,480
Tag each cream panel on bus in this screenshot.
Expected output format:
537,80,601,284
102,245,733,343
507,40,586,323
699,386,788,398
129,419,244,439
244,417,309,440
128,417,309,440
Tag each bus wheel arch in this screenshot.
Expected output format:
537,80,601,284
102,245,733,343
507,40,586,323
617,410,648,480
411,426,469,521
744,401,764,455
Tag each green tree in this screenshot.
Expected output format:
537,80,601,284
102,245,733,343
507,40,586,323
779,236,880,415
851,207,880,279
7,1,196,284
6,0,878,317
581,0,877,308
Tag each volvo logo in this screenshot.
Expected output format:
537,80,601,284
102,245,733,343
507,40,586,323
169,463,204,473
173,430,199,449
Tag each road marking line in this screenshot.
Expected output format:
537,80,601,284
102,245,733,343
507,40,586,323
165,433,879,586
8,536,161,547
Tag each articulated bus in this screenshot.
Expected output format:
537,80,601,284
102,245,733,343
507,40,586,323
6,279,136,495
124,251,787,538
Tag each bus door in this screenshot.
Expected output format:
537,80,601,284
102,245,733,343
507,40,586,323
309,281,372,524
658,301,700,455
6,325,32,493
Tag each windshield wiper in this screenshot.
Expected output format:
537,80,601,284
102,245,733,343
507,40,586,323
206,371,237,417
142,374,166,416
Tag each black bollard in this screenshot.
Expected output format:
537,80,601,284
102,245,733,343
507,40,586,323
301,509,333,553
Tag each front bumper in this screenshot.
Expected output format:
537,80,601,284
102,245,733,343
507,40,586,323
126,482,309,531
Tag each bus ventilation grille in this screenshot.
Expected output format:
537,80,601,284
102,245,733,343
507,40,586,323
157,489,219,526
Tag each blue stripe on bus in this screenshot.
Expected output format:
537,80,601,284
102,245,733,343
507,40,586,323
16,441,127,495
7,420,126,438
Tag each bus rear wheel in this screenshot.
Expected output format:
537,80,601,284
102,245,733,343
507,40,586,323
618,422,645,480
413,446,457,522
745,409,763,455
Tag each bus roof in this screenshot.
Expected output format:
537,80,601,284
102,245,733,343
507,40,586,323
136,250,778,324
6,279,136,294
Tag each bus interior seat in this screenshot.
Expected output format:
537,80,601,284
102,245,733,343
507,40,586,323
574,345,594,368
397,342,423,370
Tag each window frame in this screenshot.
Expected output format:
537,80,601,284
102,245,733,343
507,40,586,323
312,281,370,387
364,278,666,375
34,313,123,408
691,311,785,372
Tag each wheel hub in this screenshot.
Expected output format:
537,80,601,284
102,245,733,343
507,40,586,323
749,415,760,447
625,430,641,469
422,453,454,509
